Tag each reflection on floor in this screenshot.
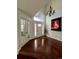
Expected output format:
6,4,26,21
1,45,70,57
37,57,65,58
18,35,62,59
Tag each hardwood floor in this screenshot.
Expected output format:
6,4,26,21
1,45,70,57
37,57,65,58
18,36,62,59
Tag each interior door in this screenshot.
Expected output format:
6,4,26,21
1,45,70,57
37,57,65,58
37,23,42,37
34,22,43,37
20,17,35,46
20,18,28,46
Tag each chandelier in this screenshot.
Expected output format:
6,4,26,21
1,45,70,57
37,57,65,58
48,0,56,16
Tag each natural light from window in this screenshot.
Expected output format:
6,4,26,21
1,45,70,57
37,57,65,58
34,17,40,21
34,16,44,22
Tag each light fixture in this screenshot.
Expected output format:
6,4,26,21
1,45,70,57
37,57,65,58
48,0,56,16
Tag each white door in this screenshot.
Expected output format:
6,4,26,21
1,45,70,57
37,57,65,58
34,22,44,37
20,18,35,46
37,23,42,37
20,18,28,46
19,17,29,48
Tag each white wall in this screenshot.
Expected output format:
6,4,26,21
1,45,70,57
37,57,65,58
46,0,62,41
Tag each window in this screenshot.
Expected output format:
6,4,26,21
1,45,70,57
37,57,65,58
34,16,44,22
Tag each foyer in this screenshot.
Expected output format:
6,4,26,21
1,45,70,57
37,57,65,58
17,0,62,59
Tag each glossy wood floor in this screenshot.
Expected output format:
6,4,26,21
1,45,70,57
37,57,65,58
18,36,62,59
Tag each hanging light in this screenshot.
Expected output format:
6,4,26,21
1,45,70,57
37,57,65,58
48,0,56,16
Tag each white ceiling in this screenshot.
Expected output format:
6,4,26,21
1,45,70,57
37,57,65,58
17,0,50,17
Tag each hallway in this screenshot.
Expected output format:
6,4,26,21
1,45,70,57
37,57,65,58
18,36,62,59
